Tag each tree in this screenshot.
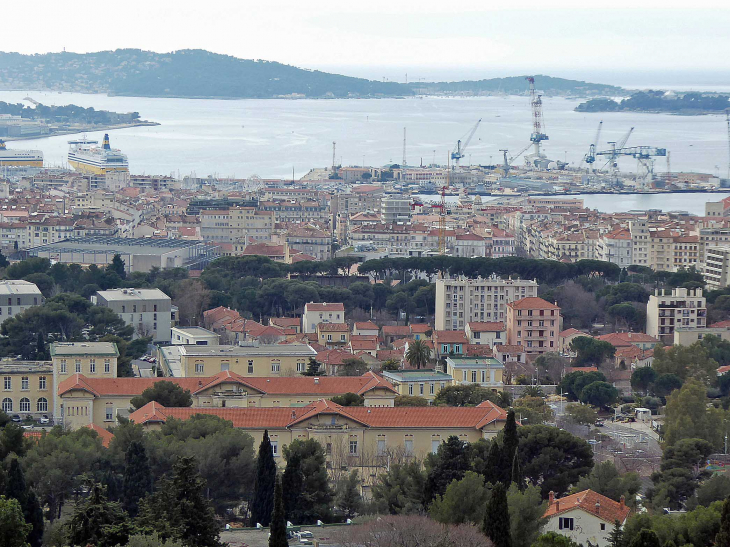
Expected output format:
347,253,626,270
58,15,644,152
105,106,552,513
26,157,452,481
664,379,725,448
5,458,43,547
531,532,581,547
405,339,431,369
579,381,619,409
651,373,683,398
517,425,594,498
716,496,730,547
558,370,607,401
502,410,519,484
130,382,193,410
137,456,221,547
66,484,131,547
652,343,718,385
570,336,616,366
269,476,287,547
338,357,368,377
370,461,426,515
107,254,127,279
648,438,714,510
122,441,152,518
607,520,625,547
433,384,500,407
302,357,320,376
251,431,277,527
394,395,429,406
335,471,362,519
425,436,471,502
628,529,661,547
566,403,598,425
330,393,364,407
507,483,545,547
631,367,657,395
694,475,730,507
483,482,511,547
281,439,331,524
573,461,641,506
512,397,553,426
0,496,31,547
429,471,489,525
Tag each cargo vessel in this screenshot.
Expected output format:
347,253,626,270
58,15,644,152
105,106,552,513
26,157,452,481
68,133,128,174
0,139,43,167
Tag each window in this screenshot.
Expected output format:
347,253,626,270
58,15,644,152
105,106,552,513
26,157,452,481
105,406,113,421
90,359,96,374
104,359,111,373
408,384,413,395
377,439,386,456
3,377,10,391
221,361,230,372
271,360,281,373
60,360,67,373
349,439,358,455
442,344,449,353
271,441,279,456
37,397,48,412
419,383,424,395
327,334,332,341
75,360,81,373
248,360,254,374
558,518,574,531
471,371,477,383
600,523,606,531
405,439,414,455
21,377,28,390
19,398,30,412
430,383,435,395
431,439,440,454
326,442,332,455
1,398,11,412
195,362,204,374
38,376,46,390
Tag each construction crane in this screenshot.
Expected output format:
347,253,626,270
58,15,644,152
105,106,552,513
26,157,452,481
725,108,730,180
451,119,482,167
600,127,634,174
595,145,666,185
499,144,532,175
438,156,450,255
582,120,603,169
526,77,548,158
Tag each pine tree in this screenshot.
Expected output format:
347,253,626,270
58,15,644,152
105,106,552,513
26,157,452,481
484,439,502,485
66,483,131,547
5,458,43,547
502,410,519,484
483,482,512,547
6,459,27,506
628,529,660,547
282,450,303,520
24,491,43,547
510,450,522,490
716,496,730,547
608,520,625,547
251,430,277,527
35,332,46,361
269,476,288,547
336,470,362,519
107,253,127,279
122,441,152,517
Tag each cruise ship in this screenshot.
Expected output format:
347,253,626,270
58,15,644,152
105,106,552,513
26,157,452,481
68,134,129,174
0,140,43,167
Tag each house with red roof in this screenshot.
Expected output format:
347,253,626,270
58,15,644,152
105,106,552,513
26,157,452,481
558,328,590,354
465,321,506,347
353,322,379,337
595,332,659,351
316,322,350,349
433,330,468,359
543,490,631,547
302,302,345,334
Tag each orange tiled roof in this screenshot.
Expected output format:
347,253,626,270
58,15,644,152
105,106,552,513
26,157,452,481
86,423,114,448
434,330,469,344
354,322,379,331
317,323,349,332
543,490,630,524
306,302,345,312
507,297,560,310
467,322,505,332
382,325,412,336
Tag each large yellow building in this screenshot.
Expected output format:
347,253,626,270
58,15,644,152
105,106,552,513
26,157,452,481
157,344,317,377
0,360,52,418
57,371,398,430
445,356,505,389
380,369,454,401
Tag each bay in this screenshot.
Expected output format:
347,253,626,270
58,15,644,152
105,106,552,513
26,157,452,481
0,91,727,180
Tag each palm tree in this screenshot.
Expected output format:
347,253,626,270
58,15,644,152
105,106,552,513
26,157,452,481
405,339,431,369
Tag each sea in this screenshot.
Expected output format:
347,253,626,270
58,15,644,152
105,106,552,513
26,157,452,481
0,89,728,213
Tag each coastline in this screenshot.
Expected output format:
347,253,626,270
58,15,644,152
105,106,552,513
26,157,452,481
3,120,160,141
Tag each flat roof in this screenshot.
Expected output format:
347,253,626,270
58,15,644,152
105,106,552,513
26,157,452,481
381,369,453,382
96,288,171,301
178,344,317,358
50,342,119,357
27,236,211,256
171,326,218,336
0,360,52,374
446,356,503,368
0,280,43,296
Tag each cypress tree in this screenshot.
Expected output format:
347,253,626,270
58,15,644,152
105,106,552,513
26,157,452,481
483,439,502,485
251,430,277,527
716,496,730,547
483,482,511,547
6,459,27,506
269,476,288,547
501,410,518,484
25,491,44,547
4,458,43,547
282,450,303,521
121,440,153,517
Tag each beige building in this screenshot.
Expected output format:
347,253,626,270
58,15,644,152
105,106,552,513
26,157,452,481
435,274,539,331
506,297,561,355
200,207,275,244
170,326,220,346
380,369,454,401
674,325,730,346
0,360,52,418
302,302,345,334
58,371,398,429
51,342,119,424
317,322,350,349
157,344,318,378
445,356,504,389
465,321,506,346
646,287,707,344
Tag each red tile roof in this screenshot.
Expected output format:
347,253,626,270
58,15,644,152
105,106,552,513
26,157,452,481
507,297,560,310
559,328,588,338
270,317,301,329
317,323,349,332
409,324,432,333
543,490,630,524
86,423,114,448
354,322,379,331
595,332,658,347
711,321,730,328
382,326,412,336
467,322,505,332
434,331,469,344
306,302,345,312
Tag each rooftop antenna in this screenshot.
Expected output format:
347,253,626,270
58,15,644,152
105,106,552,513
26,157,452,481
332,141,336,172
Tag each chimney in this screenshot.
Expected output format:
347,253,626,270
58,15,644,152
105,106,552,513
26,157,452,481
314,377,319,384
620,495,626,508
548,491,555,506
291,410,296,419
595,501,600,516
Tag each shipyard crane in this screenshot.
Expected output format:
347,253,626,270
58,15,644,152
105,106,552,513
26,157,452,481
595,145,666,186
499,143,532,175
601,127,635,174
526,77,548,157
438,156,451,255
451,119,482,167
581,120,603,169
725,108,730,180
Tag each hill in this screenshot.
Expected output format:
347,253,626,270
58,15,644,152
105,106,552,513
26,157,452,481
576,90,730,114
0,49,625,99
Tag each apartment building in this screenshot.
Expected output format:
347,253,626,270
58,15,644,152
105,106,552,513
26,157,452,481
380,195,412,224
0,223,29,251
646,287,707,344
506,297,561,355
200,207,275,243
465,322,506,346
280,225,332,261
0,280,44,321
703,245,730,290
629,219,650,266
699,225,730,263
597,228,632,267
27,218,75,247
452,233,488,258
302,302,345,334
50,342,120,423
435,274,539,331
490,227,516,258
0,360,52,419
672,235,699,271
258,200,329,223
92,288,172,342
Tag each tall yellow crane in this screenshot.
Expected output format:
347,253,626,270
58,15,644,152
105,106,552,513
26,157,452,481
438,156,450,254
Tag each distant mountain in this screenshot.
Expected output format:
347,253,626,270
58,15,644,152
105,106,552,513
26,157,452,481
576,90,730,114
410,75,624,97
0,49,625,99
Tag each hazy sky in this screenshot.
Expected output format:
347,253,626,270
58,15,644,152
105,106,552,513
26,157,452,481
5,1,730,83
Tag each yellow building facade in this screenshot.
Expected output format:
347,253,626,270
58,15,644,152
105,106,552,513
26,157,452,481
0,361,53,418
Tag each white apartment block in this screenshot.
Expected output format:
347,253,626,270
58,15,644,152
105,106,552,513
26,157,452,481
0,280,44,321
302,302,345,334
703,245,730,290
435,274,539,331
92,288,172,342
646,287,707,345
629,219,649,267
380,196,412,224
200,207,274,244
597,228,633,267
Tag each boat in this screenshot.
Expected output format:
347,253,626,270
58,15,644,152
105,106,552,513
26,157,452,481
0,139,43,167
68,133,128,174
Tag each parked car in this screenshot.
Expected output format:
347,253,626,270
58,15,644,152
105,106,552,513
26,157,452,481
38,415,50,425
10,414,21,423
595,420,604,427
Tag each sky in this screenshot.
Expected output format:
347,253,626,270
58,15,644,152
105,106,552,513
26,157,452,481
4,1,730,85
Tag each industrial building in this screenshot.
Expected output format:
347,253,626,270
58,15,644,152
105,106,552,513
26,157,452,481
25,236,220,272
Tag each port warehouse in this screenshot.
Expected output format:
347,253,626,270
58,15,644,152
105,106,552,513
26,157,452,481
22,236,220,272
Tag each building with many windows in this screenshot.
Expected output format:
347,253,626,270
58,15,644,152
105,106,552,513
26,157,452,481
435,274,539,331
445,356,504,389
506,297,561,355
0,280,44,321
380,369,453,401
92,288,172,342
702,245,730,290
302,302,345,334
646,287,707,344
0,360,52,419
